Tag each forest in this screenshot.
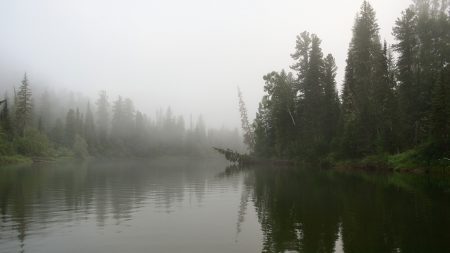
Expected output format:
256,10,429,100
0,75,243,163
1,0,449,171
246,0,450,170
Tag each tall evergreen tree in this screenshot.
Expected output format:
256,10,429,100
393,7,419,147
253,96,275,157
96,90,109,144
64,109,76,147
111,96,124,139
340,1,386,158
300,34,327,157
322,54,340,147
394,0,450,152
15,73,33,136
84,102,96,152
256,70,296,158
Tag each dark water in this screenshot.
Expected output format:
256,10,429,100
1,156,450,253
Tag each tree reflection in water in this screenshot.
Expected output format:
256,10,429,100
1,159,450,253
227,165,450,253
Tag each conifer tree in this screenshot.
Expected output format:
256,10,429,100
322,54,340,147
65,109,76,147
96,90,109,144
84,102,96,152
111,96,124,139
340,1,385,157
15,73,33,136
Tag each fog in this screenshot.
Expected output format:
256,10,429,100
0,0,410,128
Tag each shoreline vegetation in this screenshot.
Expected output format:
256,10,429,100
226,0,450,174
1,1,449,173
0,76,243,166
215,146,450,174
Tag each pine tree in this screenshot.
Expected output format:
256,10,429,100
96,90,109,144
322,54,340,148
65,109,76,147
301,34,326,157
253,97,274,157
259,70,296,158
340,1,385,158
111,96,124,139
84,102,96,153
393,0,450,151
393,7,419,148
15,73,33,136
50,118,64,146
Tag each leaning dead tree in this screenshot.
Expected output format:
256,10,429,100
237,87,255,152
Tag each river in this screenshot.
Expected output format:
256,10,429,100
1,156,449,252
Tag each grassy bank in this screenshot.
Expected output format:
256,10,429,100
0,155,32,166
334,148,450,174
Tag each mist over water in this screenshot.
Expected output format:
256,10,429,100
1,0,450,252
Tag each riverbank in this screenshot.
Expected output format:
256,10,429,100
0,155,33,166
334,149,450,174
214,146,450,175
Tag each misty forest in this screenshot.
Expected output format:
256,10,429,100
1,0,450,253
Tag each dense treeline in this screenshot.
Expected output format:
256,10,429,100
252,0,449,164
0,75,243,160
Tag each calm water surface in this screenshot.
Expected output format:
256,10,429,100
1,156,449,253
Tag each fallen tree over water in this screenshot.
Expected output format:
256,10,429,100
213,147,295,166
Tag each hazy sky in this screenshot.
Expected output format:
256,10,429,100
0,0,411,128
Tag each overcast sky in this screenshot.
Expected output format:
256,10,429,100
0,0,411,128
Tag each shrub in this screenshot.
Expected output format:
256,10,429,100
14,128,50,156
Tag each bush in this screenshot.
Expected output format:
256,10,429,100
14,128,50,156
0,130,14,156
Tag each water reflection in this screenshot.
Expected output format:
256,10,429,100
0,157,241,253
245,167,450,253
1,158,450,253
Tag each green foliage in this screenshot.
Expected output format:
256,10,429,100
14,128,50,156
0,128,14,155
252,0,449,169
15,73,33,136
388,149,422,171
0,154,31,165
65,109,77,147
73,134,88,159
96,90,110,143
1,0,448,168
340,1,395,158
254,32,340,160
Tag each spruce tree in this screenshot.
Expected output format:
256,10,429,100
84,102,96,153
65,109,76,147
322,54,340,148
111,96,124,139
96,90,109,144
15,73,33,136
393,7,419,148
341,1,385,158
